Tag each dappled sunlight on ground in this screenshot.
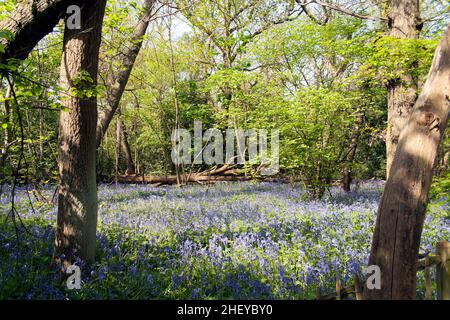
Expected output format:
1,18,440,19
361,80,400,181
0,181,448,299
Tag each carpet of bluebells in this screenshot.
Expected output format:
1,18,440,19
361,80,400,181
0,181,449,299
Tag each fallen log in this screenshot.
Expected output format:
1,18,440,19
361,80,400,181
202,163,239,175
117,174,252,185
115,163,283,185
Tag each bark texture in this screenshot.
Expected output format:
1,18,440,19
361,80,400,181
0,0,85,63
385,0,422,177
55,0,107,264
118,116,136,174
364,25,450,300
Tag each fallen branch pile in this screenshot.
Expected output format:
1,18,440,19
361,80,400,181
117,164,254,185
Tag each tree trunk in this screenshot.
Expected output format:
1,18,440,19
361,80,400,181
167,12,183,185
95,0,155,147
1,85,11,167
114,117,120,183
118,117,136,175
113,111,136,176
385,0,422,177
118,174,251,184
341,113,362,192
364,25,450,300
341,169,352,192
0,0,86,63
341,154,355,193
54,0,107,264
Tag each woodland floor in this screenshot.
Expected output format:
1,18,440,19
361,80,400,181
0,181,448,299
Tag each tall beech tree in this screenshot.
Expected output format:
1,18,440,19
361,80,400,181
364,24,450,300
385,0,422,177
55,0,107,264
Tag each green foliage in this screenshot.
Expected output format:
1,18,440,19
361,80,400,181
0,30,13,56
70,71,99,99
430,172,450,207
429,134,450,212
282,88,355,190
0,0,449,302
367,36,437,85
0,29,63,184
0,0,447,197
0,0,16,20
